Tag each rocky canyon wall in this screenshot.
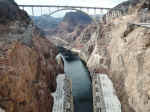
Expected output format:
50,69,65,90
80,0,150,112
0,0,63,112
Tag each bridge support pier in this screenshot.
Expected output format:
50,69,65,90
94,8,96,15
31,6,34,17
40,7,43,16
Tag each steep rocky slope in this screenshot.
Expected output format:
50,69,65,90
32,15,62,36
33,15,62,30
83,0,150,112
46,11,92,47
73,24,97,49
61,11,92,32
73,24,98,62
0,0,63,112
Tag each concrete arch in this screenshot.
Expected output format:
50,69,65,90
56,54,65,72
56,54,65,65
56,54,65,61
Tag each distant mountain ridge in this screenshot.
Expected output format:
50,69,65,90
32,11,97,47
57,11,92,33
32,15,63,29
63,11,92,26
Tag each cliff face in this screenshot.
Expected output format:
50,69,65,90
80,0,150,111
73,24,98,62
0,0,63,112
108,16,150,112
46,11,92,47
61,11,92,32
73,24,97,48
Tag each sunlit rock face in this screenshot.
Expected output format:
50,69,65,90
108,16,150,112
83,0,150,112
72,24,98,62
0,0,63,112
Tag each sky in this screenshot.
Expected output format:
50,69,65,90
15,0,127,8
15,0,127,17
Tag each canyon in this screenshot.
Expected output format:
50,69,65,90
1,0,150,112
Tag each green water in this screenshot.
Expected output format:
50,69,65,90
62,55,93,112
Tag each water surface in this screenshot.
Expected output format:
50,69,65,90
62,56,93,112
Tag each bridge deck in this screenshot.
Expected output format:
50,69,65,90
18,5,111,10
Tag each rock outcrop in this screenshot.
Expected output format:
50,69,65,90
0,0,63,112
46,11,92,47
74,24,98,62
61,11,92,32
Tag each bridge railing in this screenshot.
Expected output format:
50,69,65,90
101,9,126,24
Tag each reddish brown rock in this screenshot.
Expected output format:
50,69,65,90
46,11,92,47
0,0,63,112
73,24,97,49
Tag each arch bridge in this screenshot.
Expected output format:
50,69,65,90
19,5,111,17
18,5,124,36
19,5,124,23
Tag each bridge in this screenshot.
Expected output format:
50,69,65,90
19,5,111,17
18,5,124,24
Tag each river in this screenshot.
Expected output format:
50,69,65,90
61,54,93,112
